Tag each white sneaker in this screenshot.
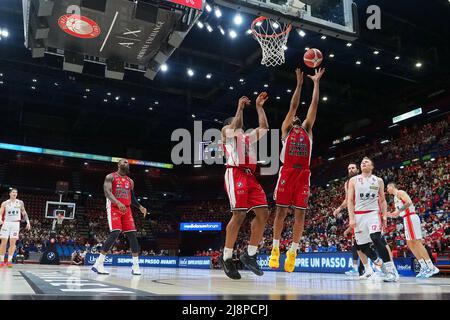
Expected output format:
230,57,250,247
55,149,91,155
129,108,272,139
374,263,385,276
345,268,359,276
132,264,142,275
432,266,440,276
416,268,426,278
394,269,400,281
383,271,398,282
91,264,109,275
423,267,439,278
359,268,374,280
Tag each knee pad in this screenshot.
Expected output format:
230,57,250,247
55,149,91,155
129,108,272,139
380,235,387,246
358,243,378,262
370,232,384,247
102,230,121,252
125,232,140,254
358,261,365,275
352,245,359,261
370,232,390,262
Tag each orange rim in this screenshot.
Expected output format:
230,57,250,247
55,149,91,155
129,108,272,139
251,16,292,39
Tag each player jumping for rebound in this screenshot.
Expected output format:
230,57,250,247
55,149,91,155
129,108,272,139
219,93,270,280
269,68,325,272
92,159,148,275
0,188,31,267
386,182,439,278
347,157,398,282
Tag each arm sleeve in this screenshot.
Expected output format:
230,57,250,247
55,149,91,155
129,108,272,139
131,189,141,209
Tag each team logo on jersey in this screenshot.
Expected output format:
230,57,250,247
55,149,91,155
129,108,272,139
299,135,304,142
237,182,243,188
281,180,286,185
58,14,101,39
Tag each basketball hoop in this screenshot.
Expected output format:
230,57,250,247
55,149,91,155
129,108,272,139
251,16,292,67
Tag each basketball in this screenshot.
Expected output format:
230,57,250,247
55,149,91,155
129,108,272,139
304,48,323,68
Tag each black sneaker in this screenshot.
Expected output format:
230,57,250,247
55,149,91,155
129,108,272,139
240,252,264,276
219,255,241,280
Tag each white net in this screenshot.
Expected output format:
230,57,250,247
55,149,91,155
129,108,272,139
251,17,292,67
52,214,64,231
56,214,65,225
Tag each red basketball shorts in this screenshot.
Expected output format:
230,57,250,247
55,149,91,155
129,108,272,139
274,166,311,209
106,200,136,232
224,167,268,212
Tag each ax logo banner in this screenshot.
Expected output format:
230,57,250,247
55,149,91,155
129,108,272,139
54,0,179,64
58,14,101,39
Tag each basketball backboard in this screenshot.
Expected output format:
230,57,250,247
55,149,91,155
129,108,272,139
45,201,76,220
215,0,359,40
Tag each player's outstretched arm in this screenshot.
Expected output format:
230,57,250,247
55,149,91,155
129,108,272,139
21,201,31,230
281,69,303,136
343,225,353,237
347,177,356,229
104,174,126,211
130,179,148,217
334,182,349,217
378,178,388,227
303,68,325,133
334,198,348,217
378,178,388,214
222,96,250,139
390,190,413,217
0,202,5,226
249,92,269,143
397,190,413,210
386,211,400,218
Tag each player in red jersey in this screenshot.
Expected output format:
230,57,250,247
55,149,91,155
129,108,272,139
269,68,325,272
92,159,148,275
219,93,270,280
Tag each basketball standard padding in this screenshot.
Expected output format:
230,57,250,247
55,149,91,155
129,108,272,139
63,51,84,73
30,38,46,58
304,48,323,68
105,58,125,80
30,16,50,39
31,0,54,17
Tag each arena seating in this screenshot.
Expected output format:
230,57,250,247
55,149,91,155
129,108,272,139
2,114,449,263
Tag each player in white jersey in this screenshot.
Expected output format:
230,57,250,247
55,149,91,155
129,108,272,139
334,163,370,276
0,188,31,267
347,157,398,282
386,183,439,278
